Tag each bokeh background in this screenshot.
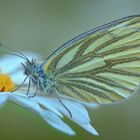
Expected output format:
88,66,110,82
0,0,140,140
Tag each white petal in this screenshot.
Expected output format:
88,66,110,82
34,96,63,117
60,95,99,109
0,93,9,107
0,53,40,84
41,109,75,136
9,93,42,114
34,96,99,135
82,102,99,109
35,96,90,123
0,53,39,73
11,72,26,84
78,123,99,136
59,99,99,135
35,97,88,122
60,99,90,124
9,93,75,135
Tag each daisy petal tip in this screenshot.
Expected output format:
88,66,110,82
79,123,99,136
86,124,99,136
41,110,75,136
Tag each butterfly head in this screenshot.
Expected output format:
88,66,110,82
22,59,45,79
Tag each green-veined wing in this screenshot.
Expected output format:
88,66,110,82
45,15,140,104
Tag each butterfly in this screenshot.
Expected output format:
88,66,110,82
1,15,140,109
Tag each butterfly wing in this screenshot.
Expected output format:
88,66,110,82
45,15,140,104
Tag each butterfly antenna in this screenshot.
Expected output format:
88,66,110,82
0,50,28,61
0,43,30,62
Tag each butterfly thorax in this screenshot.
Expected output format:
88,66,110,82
23,59,55,94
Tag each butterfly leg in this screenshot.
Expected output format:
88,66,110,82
26,77,31,96
11,76,28,92
54,90,72,118
28,78,39,98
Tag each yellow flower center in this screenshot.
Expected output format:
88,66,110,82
0,69,15,92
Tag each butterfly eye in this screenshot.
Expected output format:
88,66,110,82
24,68,31,76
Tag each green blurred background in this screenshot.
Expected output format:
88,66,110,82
0,0,140,140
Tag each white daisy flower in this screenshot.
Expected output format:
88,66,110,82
0,53,99,136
